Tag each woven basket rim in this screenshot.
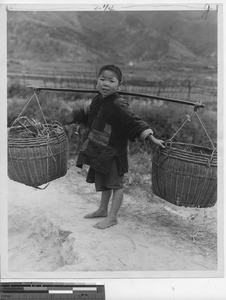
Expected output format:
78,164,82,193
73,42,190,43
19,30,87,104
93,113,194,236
154,141,217,167
164,141,217,155
8,123,64,133
8,123,67,147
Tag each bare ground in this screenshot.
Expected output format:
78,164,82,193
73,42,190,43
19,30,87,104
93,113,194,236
8,160,217,273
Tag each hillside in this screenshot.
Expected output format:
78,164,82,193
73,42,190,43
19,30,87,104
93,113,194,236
7,10,217,71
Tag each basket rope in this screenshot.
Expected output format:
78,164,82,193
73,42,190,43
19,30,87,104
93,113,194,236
169,114,191,141
34,90,47,124
11,93,36,128
155,112,217,168
194,111,216,149
168,111,216,150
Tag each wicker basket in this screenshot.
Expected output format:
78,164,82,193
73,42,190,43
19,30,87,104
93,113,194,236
8,122,69,188
152,142,217,208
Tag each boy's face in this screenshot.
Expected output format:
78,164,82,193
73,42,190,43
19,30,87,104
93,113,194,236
96,70,121,98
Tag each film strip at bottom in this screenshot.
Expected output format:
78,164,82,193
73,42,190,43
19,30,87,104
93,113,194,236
0,282,105,299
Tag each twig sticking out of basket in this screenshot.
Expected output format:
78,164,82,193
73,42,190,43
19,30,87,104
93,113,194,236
10,116,65,138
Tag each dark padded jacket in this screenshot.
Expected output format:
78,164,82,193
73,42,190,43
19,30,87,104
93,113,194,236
69,92,150,175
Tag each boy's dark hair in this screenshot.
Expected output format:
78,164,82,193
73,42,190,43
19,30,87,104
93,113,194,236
98,64,123,83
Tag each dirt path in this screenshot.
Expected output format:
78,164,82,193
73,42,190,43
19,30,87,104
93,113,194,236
8,161,217,273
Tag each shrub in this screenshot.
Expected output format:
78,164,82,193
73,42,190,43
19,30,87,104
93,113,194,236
130,100,217,148
7,81,31,99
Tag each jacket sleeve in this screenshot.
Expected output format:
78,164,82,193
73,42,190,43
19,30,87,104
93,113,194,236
66,104,90,125
114,99,150,141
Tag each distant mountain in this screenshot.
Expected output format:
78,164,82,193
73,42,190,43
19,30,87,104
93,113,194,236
130,11,217,58
7,10,217,68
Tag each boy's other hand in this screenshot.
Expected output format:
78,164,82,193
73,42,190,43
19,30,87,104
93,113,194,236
146,134,165,148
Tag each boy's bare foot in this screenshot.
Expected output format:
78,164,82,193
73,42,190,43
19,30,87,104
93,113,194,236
94,216,118,229
84,209,107,219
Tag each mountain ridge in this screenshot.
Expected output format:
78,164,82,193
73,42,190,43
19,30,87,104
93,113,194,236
7,11,217,69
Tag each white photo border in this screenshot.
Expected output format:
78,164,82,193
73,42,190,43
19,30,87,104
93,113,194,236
0,1,225,299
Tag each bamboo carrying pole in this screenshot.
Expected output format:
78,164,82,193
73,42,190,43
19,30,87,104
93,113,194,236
27,86,205,111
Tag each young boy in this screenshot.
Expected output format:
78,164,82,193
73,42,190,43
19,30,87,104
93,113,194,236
66,64,165,229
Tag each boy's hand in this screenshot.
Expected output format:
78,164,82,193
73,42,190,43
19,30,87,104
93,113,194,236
63,125,74,139
146,134,165,148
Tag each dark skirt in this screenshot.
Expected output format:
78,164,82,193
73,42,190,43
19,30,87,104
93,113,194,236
86,159,124,191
